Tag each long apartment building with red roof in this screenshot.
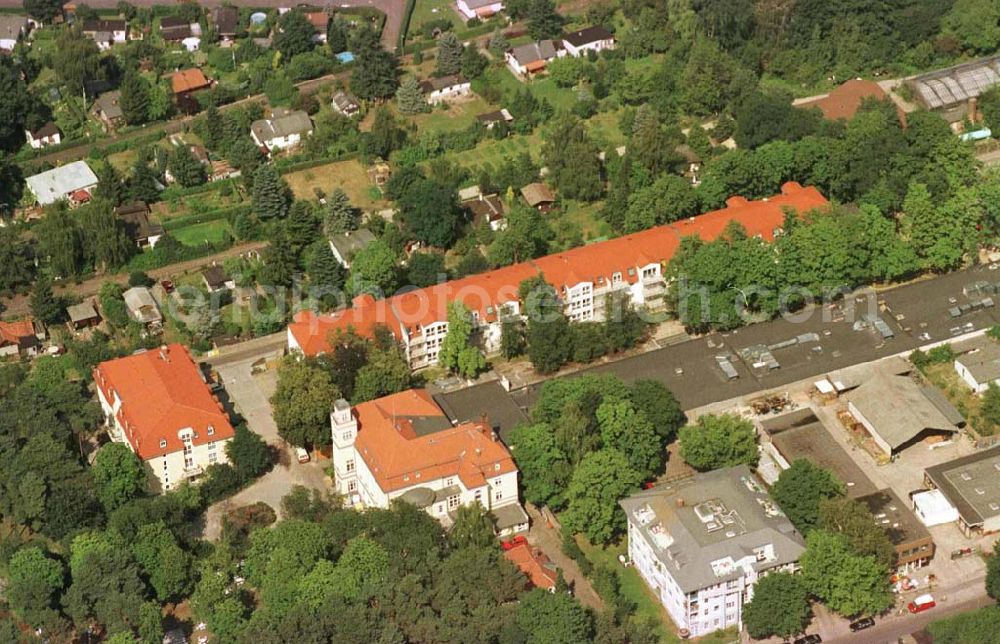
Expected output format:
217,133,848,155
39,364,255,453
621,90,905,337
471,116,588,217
94,343,236,492
288,182,828,369
331,388,529,535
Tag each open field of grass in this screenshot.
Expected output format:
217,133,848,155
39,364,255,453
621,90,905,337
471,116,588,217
409,0,465,36
407,96,496,132
171,219,233,247
283,158,387,210
578,537,738,644
443,131,542,168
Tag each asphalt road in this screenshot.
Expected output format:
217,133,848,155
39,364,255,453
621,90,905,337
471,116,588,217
2,0,406,49
824,594,995,644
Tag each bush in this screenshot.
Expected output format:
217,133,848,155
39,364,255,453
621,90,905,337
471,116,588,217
128,270,155,287
560,531,592,575
200,463,242,504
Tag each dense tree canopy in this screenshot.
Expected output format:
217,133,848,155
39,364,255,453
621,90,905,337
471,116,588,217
678,413,758,470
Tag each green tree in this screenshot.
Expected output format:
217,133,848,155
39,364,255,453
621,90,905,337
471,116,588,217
488,206,553,266
227,424,273,483
407,251,446,287
562,448,642,544
436,32,465,76
927,607,1000,644
771,459,845,534
396,75,429,115
79,200,135,272
743,572,810,639
629,379,686,441
35,205,84,277
348,238,398,295
523,277,571,374
167,145,207,188
901,181,964,271
510,423,572,507
943,0,1000,54
986,540,1000,601
0,226,34,292
438,301,475,373
6,546,65,627
274,10,317,59
678,413,759,470
352,337,411,403
541,115,602,201
286,200,320,258
981,382,1000,427
351,45,400,102
461,45,488,79
527,0,564,40
324,189,362,235
92,442,147,511
306,241,347,307
596,400,663,480
515,589,592,644
52,29,102,95
253,163,290,220
24,0,63,21
399,179,462,247
449,503,497,549
800,530,893,617
271,356,340,447
30,276,62,325
368,106,406,159
818,496,896,570
64,533,147,635
132,521,193,602
489,29,510,57
126,156,160,204
119,71,150,126
500,319,526,359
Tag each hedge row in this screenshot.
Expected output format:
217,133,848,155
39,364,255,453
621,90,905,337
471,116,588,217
161,203,251,231
275,151,359,175
398,0,417,51
160,177,241,201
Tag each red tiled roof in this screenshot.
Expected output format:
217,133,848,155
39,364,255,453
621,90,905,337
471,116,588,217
504,542,558,590
289,183,828,354
93,344,235,460
303,11,328,30
353,389,517,493
171,68,211,95
797,79,905,124
0,319,36,346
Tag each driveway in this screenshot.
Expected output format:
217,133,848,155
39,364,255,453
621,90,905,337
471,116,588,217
524,503,604,611
200,359,330,540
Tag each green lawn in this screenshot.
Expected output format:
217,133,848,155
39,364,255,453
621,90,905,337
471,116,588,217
444,132,542,168
408,96,496,132
170,219,234,247
409,0,465,38
578,537,738,644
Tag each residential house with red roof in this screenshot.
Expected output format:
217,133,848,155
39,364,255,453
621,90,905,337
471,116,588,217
504,541,559,591
288,182,828,369
0,318,45,358
94,343,236,492
331,389,529,535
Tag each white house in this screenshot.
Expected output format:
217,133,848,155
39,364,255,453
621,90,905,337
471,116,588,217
25,122,61,149
330,389,529,536
505,39,562,77
420,74,471,104
25,160,99,206
250,108,313,151
94,344,236,493
954,337,1000,393
456,0,503,20
620,466,806,637
81,19,128,50
561,25,615,57
0,15,28,51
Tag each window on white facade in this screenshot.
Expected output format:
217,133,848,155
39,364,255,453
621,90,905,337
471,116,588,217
185,457,194,468
342,431,352,442
475,490,483,506
494,489,503,502
209,453,218,463
348,480,358,492
447,494,460,510
208,442,216,450
159,439,167,448
346,459,355,473
446,477,455,486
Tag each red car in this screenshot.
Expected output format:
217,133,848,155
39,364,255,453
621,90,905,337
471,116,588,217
501,536,528,551
908,594,936,613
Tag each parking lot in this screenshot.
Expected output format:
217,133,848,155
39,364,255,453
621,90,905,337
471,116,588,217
200,358,330,540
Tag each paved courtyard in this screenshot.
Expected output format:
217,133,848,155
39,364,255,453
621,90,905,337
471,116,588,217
200,359,331,540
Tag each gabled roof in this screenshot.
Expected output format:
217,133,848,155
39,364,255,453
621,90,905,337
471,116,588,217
202,265,231,288
122,286,162,324
848,372,962,450
0,15,28,42
212,6,239,35
420,74,467,92
288,294,403,355
290,182,829,351
509,40,559,66
25,161,98,206
116,201,164,242
82,18,126,32
520,182,554,206
562,25,613,47
329,228,376,260
251,108,313,143
93,90,123,120
171,68,211,95
504,542,558,590
332,90,359,112
94,344,236,460
0,319,37,346
303,11,329,30
29,122,60,139
67,302,99,323
353,389,517,493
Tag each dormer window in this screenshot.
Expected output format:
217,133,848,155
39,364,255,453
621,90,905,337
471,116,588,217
207,425,215,436
159,439,167,449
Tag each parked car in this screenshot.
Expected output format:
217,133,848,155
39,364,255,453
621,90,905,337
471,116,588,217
295,447,310,463
793,635,821,644
908,594,936,613
849,617,875,632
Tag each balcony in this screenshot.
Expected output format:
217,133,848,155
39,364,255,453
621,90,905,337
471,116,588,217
182,464,204,478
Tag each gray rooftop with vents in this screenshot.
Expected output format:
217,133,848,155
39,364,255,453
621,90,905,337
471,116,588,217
620,465,805,593
925,446,1000,527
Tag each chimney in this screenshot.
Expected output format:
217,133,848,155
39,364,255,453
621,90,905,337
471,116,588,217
676,497,684,508
159,345,169,362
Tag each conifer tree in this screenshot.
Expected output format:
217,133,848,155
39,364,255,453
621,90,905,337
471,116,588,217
436,33,464,77
252,164,289,220
396,76,429,115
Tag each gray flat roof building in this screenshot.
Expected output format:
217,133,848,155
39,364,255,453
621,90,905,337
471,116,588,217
621,465,805,594
25,161,99,206
954,336,1000,391
328,229,376,268
925,445,1000,536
